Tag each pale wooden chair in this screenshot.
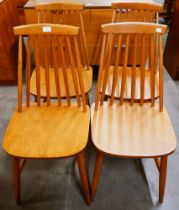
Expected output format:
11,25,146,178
99,1,163,101
30,2,92,104
91,22,177,203
2,24,91,205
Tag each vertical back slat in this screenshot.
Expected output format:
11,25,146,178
110,34,122,105
66,36,81,107
120,34,129,105
140,34,146,106
95,34,107,110
37,11,40,23
149,34,155,106
79,11,89,69
26,36,31,107
100,35,114,105
74,36,87,111
44,35,51,106
18,35,23,112
130,33,137,105
59,36,71,106
159,34,163,111
34,35,41,106
111,10,116,22
156,12,159,23
155,33,159,74
51,35,61,106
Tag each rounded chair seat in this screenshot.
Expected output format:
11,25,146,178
30,66,93,98
3,103,90,158
101,66,159,101
91,102,177,158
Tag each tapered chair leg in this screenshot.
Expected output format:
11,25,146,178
85,93,90,106
91,151,104,201
13,157,21,205
159,155,168,203
77,151,91,205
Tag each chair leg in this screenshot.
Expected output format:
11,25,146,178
91,151,104,201
77,151,91,205
159,155,168,203
34,95,37,102
85,93,90,106
13,157,21,205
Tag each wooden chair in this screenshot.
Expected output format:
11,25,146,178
98,1,163,101
91,22,177,203
2,24,91,205
30,2,92,104
111,1,162,23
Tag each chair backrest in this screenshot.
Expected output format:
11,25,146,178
35,2,89,68
111,1,163,23
95,22,167,112
14,24,87,112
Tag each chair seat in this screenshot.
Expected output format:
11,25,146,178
91,102,176,157
101,66,159,101
3,103,90,158
30,66,93,97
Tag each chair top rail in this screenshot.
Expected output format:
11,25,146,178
14,24,79,36
35,2,84,11
112,1,162,11
102,22,167,34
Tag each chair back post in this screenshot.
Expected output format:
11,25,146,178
17,35,23,112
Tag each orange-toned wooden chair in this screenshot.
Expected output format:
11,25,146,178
2,24,91,205
91,22,177,203
98,1,163,101
30,2,92,104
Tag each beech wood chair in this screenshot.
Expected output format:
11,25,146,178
96,1,163,101
30,2,92,104
2,24,91,205
91,22,177,203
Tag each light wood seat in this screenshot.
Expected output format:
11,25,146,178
3,103,90,158
30,66,92,98
91,22,177,203
91,102,176,157
2,24,91,205
100,1,163,101
102,66,159,100
30,2,92,101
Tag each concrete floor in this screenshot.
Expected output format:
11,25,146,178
0,68,179,210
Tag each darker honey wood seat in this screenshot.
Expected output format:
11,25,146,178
30,66,92,98
3,103,90,158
